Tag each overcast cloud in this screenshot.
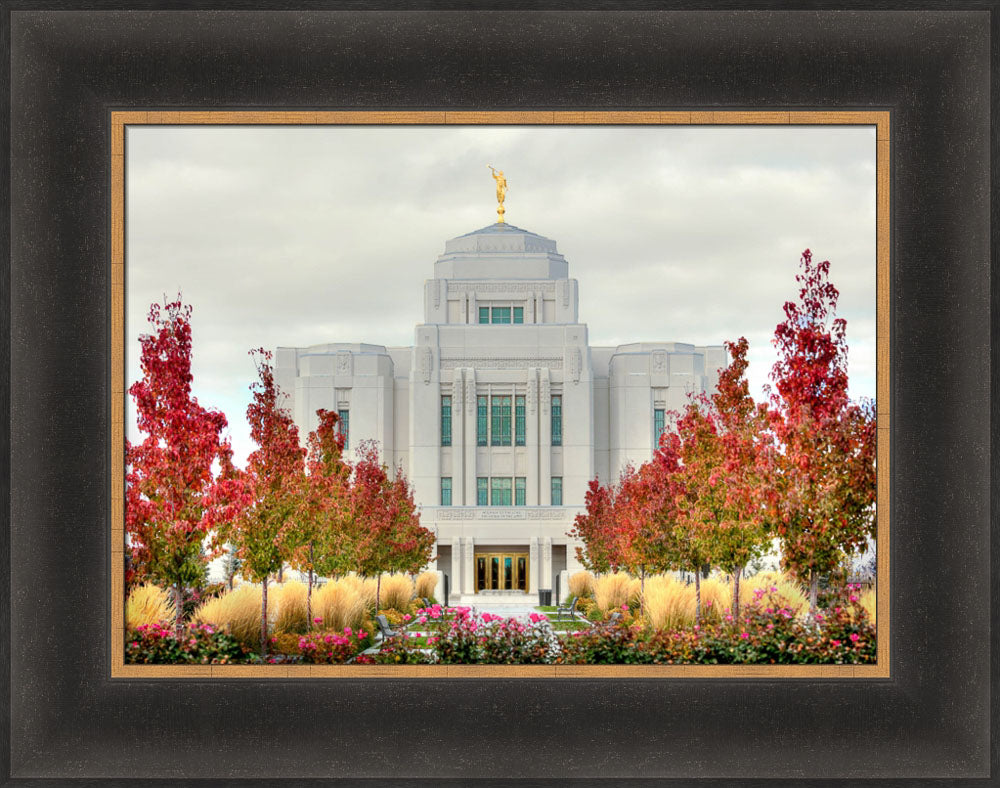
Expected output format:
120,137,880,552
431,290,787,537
127,125,876,465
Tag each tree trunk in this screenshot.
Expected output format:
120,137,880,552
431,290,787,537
173,584,184,638
732,565,743,620
376,574,382,612
639,569,646,618
694,571,702,624
306,543,315,629
260,577,269,657
809,571,820,618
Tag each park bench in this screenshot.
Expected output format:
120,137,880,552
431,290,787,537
556,596,580,621
374,614,398,641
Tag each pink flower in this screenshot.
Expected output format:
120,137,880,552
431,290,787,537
358,631,367,639
325,635,333,643
344,627,352,636
313,617,322,624
850,633,860,643
850,595,858,602
130,641,139,648
621,604,629,611
831,639,841,647
740,632,749,639
766,623,774,630
403,614,411,621
725,615,733,622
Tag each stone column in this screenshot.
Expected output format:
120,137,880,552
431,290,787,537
540,368,552,505
541,537,553,591
452,371,465,505
526,368,540,505
464,368,477,507
529,537,540,595
461,537,476,595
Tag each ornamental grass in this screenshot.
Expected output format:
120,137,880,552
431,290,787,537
314,579,368,632
272,580,309,634
379,573,415,611
593,572,637,615
415,570,438,600
859,588,876,625
192,583,262,647
568,571,595,600
643,575,695,631
697,577,732,623
125,583,175,633
339,574,377,611
739,571,808,617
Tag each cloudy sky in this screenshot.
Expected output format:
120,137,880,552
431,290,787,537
126,124,876,465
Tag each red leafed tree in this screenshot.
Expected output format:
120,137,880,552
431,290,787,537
769,250,877,614
292,409,355,627
569,477,625,575
125,297,230,635
701,338,775,618
220,349,306,656
350,441,435,611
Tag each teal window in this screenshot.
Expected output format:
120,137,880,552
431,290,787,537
477,477,488,506
441,477,452,507
515,395,526,446
441,396,452,446
513,306,524,324
491,477,512,506
491,395,512,446
338,408,349,449
551,477,563,506
515,477,526,506
477,395,488,446
479,306,490,324
551,395,562,446
654,408,665,447
491,306,512,324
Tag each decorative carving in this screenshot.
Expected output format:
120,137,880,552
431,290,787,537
651,350,667,374
466,373,476,414
527,374,538,415
541,377,551,415
567,347,582,384
452,381,462,414
336,351,352,376
428,508,574,521
433,280,441,309
448,282,556,295
440,357,562,371
560,280,570,308
418,346,433,384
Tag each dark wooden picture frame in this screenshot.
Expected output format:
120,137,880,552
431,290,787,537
4,5,993,784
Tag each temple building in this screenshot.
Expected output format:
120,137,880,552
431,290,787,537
275,198,726,602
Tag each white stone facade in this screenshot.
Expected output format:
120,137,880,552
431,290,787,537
275,222,725,601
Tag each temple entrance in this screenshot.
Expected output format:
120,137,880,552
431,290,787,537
475,552,529,592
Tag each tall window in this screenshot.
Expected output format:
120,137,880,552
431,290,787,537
513,306,524,324
515,477,526,506
551,395,562,446
515,395,526,446
490,477,512,506
654,408,665,447
441,396,452,446
491,395,512,446
338,408,350,449
440,477,452,506
477,477,488,506
478,306,490,324
477,395,488,446
551,477,563,506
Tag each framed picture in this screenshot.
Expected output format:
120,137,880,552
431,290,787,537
6,5,992,784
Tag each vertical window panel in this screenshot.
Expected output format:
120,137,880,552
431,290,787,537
338,409,350,450
478,306,490,324
440,477,452,506
551,477,563,506
491,395,512,446
441,395,452,446
477,395,488,446
513,306,524,324
654,408,665,447
551,395,562,446
490,477,512,506
515,477,526,506
477,477,488,506
492,306,511,324
515,395,526,446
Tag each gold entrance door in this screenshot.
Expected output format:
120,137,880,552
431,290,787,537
475,552,529,592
